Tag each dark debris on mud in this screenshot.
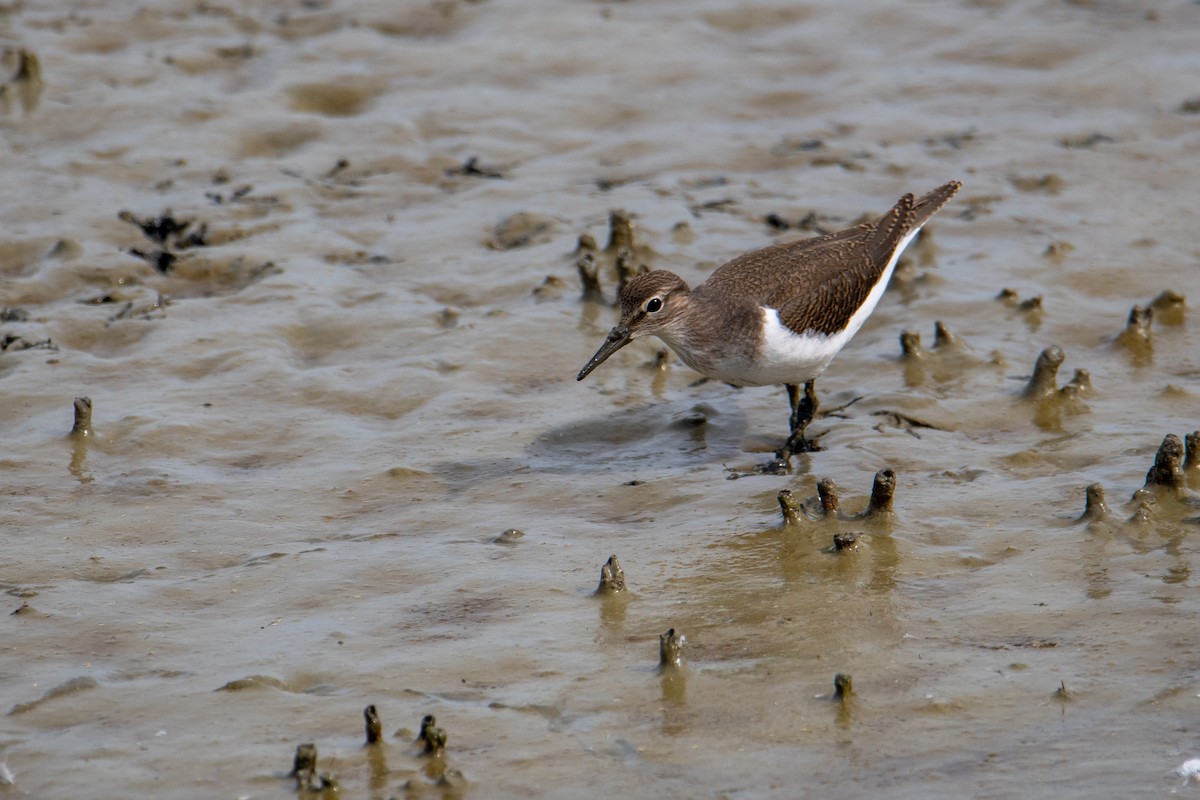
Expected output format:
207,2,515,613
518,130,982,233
119,210,209,274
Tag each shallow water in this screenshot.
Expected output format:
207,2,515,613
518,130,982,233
2,0,1199,797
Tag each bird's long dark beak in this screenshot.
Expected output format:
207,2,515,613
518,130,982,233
577,325,632,381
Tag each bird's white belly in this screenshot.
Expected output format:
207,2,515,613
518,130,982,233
738,308,853,386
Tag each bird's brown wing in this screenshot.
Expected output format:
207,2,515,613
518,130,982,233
702,181,960,336
770,193,913,335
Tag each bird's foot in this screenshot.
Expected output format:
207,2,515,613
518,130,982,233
780,430,823,456
757,456,792,475
755,434,823,474
786,436,823,454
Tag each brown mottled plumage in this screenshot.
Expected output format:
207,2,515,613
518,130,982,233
704,182,957,336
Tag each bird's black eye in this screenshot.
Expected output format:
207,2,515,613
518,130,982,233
645,297,664,313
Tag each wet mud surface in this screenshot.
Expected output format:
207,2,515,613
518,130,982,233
2,1,1200,797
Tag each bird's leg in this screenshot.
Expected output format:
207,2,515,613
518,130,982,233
786,379,821,452
787,382,816,433
761,384,813,472
779,379,822,455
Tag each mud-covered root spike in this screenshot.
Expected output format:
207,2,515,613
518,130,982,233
658,627,684,670
12,48,41,84
1128,488,1157,524
364,704,382,745
614,248,633,293
577,252,603,302
833,673,853,701
1078,483,1111,522
423,726,447,757
291,742,318,779
817,478,839,517
596,555,626,594
291,741,336,791
899,330,926,359
1022,346,1064,400
605,209,635,254
1145,434,1185,490
1115,305,1154,367
932,320,961,350
1061,368,1092,398
71,396,92,437
1184,431,1200,473
777,489,802,526
418,714,447,756
997,287,1043,311
5,48,42,112
615,248,647,295
865,468,896,516
832,532,859,551
1149,289,1185,325
574,232,597,256
1121,305,1153,343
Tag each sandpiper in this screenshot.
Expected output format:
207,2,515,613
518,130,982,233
577,180,961,470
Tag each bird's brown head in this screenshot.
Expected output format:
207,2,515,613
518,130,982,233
576,270,692,381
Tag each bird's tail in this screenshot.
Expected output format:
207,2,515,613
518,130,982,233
865,180,961,265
